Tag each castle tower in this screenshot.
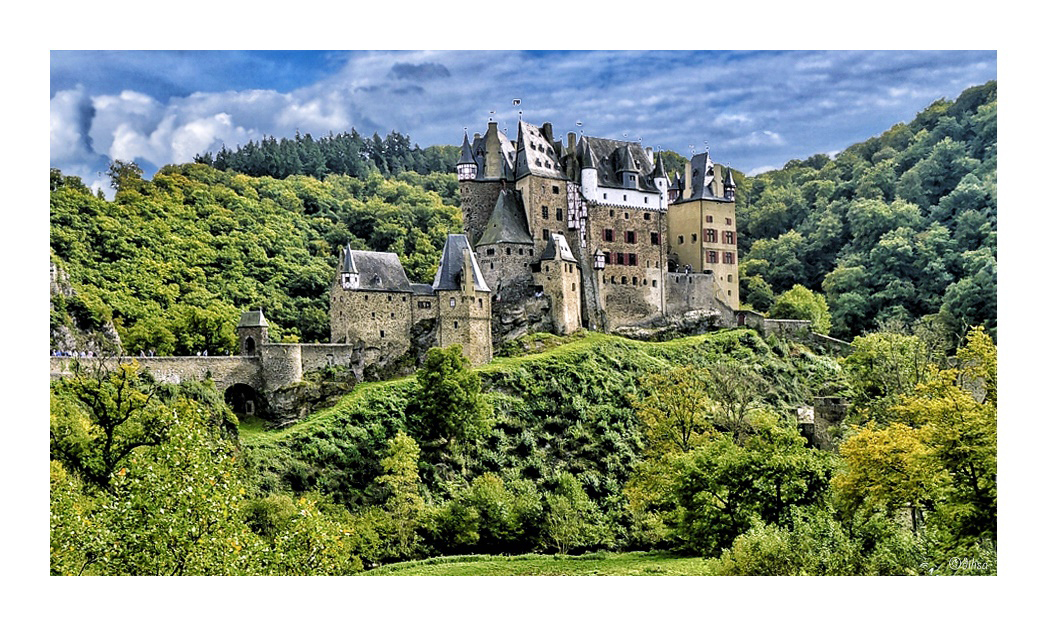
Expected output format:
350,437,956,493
666,151,739,310
537,234,582,335
432,234,493,365
456,132,478,181
236,309,269,356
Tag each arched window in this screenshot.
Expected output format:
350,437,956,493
244,337,256,356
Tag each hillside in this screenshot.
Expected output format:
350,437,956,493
736,81,996,342
50,166,461,354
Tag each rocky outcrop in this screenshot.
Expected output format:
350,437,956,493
50,260,123,354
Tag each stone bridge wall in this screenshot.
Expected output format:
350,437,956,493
50,356,264,391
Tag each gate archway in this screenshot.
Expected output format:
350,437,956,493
224,383,264,418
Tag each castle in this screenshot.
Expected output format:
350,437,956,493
328,117,741,366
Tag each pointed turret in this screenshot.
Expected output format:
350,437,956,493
456,133,478,181
723,166,736,201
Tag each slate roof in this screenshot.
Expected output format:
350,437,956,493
540,233,578,263
580,136,660,192
514,120,568,180
476,189,533,247
457,133,477,166
410,283,435,296
676,152,730,203
237,309,269,328
471,127,517,181
432,234,491,292
342,243,413,293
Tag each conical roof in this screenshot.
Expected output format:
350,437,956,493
457,133,477,166
476,189,533,246
432,234,491,292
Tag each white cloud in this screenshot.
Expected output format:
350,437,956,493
748,165,776,176
712,113,753,128
724,130,786,148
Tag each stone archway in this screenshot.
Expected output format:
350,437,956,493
224,383,264,418
244,336,256,356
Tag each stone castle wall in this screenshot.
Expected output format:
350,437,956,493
460,181,503,244
49,356,264,391
663,271,734,322
587,204,667,327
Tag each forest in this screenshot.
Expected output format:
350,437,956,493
49,82,997,575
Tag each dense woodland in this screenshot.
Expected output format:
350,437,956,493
735,81,996,343
51,329,996,575
50,82,997,575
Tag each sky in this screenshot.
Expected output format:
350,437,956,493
50,50,997,194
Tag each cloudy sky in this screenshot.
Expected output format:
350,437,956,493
50,50,996,193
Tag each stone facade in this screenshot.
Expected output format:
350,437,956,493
457,116,741,335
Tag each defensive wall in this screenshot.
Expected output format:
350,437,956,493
49,342,360,395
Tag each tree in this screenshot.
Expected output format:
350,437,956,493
768,284,831,334
106,159,145,194
50,362,172,491
891,327,996,546
413,345,492,449
377,431,427,558
702,362,769,444
544,471,607,554
633,366,712,456
833,422,946,533
50,396,250,575
843,331,932,424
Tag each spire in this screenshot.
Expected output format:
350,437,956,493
653,153,668,179
456,132,476,166
580,137,597,170
342,242,358,275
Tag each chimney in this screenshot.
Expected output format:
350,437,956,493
713,164,723,197
484,121,502,179
568,132,576,152
645,146,654,162
541,122,554,143
684,162,693,199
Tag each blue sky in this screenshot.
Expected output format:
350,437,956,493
50,50,997,193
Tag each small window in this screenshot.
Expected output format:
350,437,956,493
603,193,607,200
390,312,395,319
650,232,660,245
364,294,369,301
724,231,735,245
609,210,615,217
604,229,614,242
556,208,563,221
552,185,560,194
625,212,630,219
450,297,456,308
628,253,637,266
454,321,459,329
490,262,494,269
691,233,698,243
519,248,524,255
542,206,549,219
506,247,512,255
632,276,638,285
371,312,375,319
707,250,718,264
543,228,550,240
626,231,636,244
479,298,483,308
644,213,651,221
727,274,734,283
387,295,392,302
617,252,625,265
644,197,649,204
726,218,732,225
678,235,684,245
623,195,627,201
529,249,534,256
487,248,495,256
380,330,385,338
402,296,407,302
652,280,657,287
706,215,713,223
